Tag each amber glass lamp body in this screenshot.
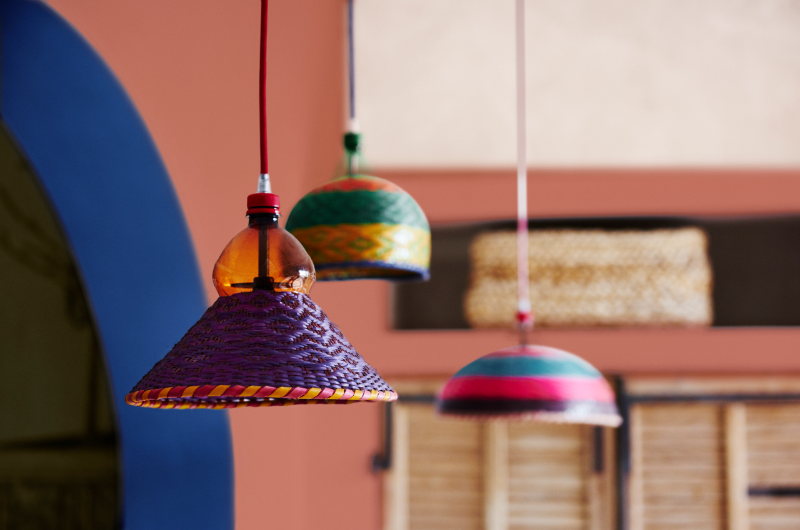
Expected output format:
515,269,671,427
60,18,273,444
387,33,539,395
213,211,315,296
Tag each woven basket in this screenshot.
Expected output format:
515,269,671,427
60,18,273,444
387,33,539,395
126,291,397,409
465,228,713,328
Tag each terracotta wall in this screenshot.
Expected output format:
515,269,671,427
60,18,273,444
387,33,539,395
44,2,379,529
43,1,800,529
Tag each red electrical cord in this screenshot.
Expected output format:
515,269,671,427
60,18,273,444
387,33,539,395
259,0,269,175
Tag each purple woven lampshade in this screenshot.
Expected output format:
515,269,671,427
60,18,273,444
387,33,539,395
126,291,396,409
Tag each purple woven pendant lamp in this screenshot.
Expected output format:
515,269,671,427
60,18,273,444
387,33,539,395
437,0,620,427
126,289,396,409
127,0,396,410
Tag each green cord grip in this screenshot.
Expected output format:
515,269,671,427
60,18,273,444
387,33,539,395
344,132,361,154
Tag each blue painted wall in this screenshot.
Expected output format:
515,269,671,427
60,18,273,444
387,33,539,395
0,0,234,527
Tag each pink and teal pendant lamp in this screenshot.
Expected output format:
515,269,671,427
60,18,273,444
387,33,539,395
437,0,621,427
437,345,621,425
126,0,396,410
285,0,431,282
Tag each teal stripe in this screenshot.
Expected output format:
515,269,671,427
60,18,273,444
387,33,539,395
454,356,601,379
286,190,429,230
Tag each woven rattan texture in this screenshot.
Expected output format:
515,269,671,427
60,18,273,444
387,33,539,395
285,175,431,281
465,228,713,328
130,291,393,395
290,224,430,280
285,176,430,231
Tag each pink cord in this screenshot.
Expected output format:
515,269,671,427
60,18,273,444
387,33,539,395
515,0,533,332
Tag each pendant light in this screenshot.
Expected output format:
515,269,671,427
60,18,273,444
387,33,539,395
126,0,396,409
437,0,621,426
285,0,431,282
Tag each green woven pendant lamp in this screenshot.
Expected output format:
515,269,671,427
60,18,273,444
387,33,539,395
285,0,430,282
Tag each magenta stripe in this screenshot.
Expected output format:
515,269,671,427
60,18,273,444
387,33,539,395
253,386,277,398
222,385,246,397
316,388,335,399
168,387,186,399
440,375,615,402
284,387,308,399
194,385,215,398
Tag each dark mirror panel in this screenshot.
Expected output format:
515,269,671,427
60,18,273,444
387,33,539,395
394,215,800,329
0,124,120,528
706,217,800,326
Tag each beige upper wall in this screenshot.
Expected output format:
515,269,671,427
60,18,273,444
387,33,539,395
356,0,800,168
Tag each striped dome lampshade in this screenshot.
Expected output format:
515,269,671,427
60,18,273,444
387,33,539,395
286,170,431,281
438,1,622,427
437,345,622,426
286,0,431,282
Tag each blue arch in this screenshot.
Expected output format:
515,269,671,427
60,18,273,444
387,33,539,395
0,1,234,528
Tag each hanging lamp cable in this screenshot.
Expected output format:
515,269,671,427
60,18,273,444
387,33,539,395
348,0,357,130
515,0,533,342
257,0,271,193
344,0,361,176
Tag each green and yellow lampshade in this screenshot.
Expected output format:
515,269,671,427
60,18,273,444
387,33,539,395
286,174,431,282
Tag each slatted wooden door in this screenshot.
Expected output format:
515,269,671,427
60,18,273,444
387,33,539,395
626,378,800,530
629,404,726,530
508,423,591,530
746,404,800,530
407,405,484,530
389,379,800,530
384,399,615,530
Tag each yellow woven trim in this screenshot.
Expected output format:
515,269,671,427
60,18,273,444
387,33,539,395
301,388,322,399
125,386,398,407
269,387,292,398
328,388,346,400
241,386,260,398
208,385,229,397
292,224,430,268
